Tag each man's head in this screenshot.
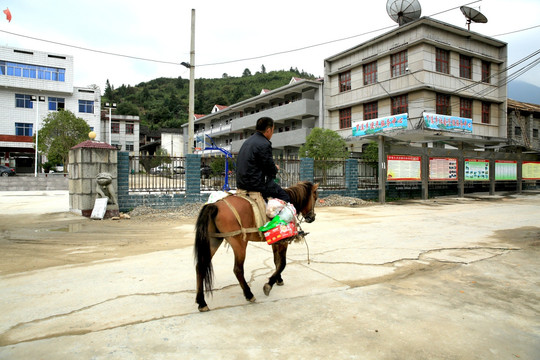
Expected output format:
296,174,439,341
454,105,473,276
256,117,275,140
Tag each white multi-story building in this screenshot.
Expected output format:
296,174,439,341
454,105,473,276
188,77,322,158
0,46,101,172
100,112,140,155
324,17,508,151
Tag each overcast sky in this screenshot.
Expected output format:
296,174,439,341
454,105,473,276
1,0,539,92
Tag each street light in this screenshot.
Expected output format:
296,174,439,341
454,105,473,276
31,95,45,177
104,102,117,145
181,9,196,154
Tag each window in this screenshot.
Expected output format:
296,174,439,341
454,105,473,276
339,70,351,92
0,61,65,82
391,50,408,77
15,123,33,136
125,122,134,135
78,100,94,113
533,129,538,138
111,122,120,134
48,97,65,111
460,55,472,79
436,48,449,74
436,94,451,115
339,107,352,129
15,94,33,109
363,61,377,85
460,98,472,119
515,127,522,136
481,61,490,83
392,95,408,115
125,142,134,152
481,102,490,124
363,101,378,120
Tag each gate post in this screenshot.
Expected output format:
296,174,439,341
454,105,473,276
300,157,314,183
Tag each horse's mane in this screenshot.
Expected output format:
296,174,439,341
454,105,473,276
285,181,314,213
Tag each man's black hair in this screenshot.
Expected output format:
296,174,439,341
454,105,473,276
255,117,274,132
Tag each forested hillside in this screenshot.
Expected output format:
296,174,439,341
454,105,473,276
103,67,317,129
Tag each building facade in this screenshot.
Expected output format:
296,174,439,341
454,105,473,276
0,46,101,172
188,77,322,158
100,112,140,155
507,99,540,151
324,17,508,152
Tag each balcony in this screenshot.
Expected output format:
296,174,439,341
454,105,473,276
232,99,319,131
232,127,311,152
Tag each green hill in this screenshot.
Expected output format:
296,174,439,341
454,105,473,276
103,68,317,130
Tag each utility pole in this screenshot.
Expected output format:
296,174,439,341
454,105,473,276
187,8,196,154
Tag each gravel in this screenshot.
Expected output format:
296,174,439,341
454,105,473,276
127,194,372,220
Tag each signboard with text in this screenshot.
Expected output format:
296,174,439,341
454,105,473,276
387,155,421,181
523,161,540,180
352,113,408,137
465,159,489,181
423,113,473,133
495,161,517,180
429,158,458,180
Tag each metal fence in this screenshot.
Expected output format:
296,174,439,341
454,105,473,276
128,155,378,193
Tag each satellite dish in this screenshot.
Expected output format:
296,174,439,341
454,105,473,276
386,0,422,26
460,6,488,30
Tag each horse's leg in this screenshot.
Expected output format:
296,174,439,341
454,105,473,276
229,237,256,303
264,241,289,296
196,236,224,312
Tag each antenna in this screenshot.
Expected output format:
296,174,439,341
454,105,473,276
460,6,488,31
386,0,422,26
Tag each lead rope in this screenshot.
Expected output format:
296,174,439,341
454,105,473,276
295,215,310,265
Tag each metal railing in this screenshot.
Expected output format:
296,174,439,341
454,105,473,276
314,158,346,190
129,156,186,193
128,155,377,193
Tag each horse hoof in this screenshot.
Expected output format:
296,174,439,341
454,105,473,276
276,280,284,286
199,306,210,312
248,296,257,303
263,283,272,296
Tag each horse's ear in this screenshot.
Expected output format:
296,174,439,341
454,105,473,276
313,183,319,191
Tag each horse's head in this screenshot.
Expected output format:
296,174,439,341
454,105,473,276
298,182,318,223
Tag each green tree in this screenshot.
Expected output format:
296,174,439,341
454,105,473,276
37,110,91,171
362,141,379,166
299,128,348,159
242,68,252,77
299,128,348,185
104,79,114,101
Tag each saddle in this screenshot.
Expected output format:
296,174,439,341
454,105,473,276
212,190,268,241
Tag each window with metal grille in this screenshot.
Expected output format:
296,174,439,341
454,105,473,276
391,50,408,77
363,101,378,120
460,55,472,79
15,122,33,136
363,61,377,85
391,95,408,115
15,94,33,109
481,102,490,124
436,48,449,74
78,100,94,113
481,61,490,83
339,70,351,92
125,122,134,135
436,93,451,115
339,107,352,129
112,122,120,134
460,98,472,119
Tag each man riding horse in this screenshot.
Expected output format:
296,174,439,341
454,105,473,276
236,116,290,203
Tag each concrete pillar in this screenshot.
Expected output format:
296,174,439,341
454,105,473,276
378,136,386,204
68,140,119,218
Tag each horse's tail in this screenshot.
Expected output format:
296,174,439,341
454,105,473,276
194,203,219,293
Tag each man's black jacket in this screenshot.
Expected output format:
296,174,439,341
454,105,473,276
236,131,277,192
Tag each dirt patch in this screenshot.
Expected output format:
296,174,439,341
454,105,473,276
0,212,197,275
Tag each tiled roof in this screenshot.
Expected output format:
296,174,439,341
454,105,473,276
71,140,117,150
508,99,540,113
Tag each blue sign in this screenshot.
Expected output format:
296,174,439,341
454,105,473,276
423,113,473,133
352,113,408,137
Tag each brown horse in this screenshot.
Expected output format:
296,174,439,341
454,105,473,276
194,181,319,312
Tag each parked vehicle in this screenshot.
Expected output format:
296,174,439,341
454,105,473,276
173,166,185,174
150,165,171,175
0,165,16,177
201,164,212,179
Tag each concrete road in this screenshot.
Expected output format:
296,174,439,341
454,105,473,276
0,191,539,359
